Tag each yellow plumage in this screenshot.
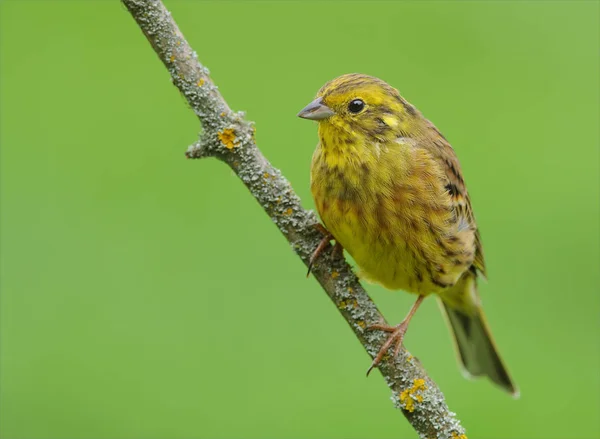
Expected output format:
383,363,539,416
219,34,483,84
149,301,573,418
299,73,518,396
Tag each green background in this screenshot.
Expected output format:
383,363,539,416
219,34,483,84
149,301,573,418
1,1,598,438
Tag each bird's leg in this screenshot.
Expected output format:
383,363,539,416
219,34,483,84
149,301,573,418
307,233,332,277
306,224,343,277
366,295,425,376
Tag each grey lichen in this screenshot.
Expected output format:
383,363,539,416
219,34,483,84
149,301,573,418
123,1,468,437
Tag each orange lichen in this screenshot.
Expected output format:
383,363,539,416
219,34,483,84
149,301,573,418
399,378,427,413
263,172,270,179
452,433,468,439
169,54,175,63
347,287,354,294
357,320,366,329
197,78,205,86
331,271,339,279
283,208,293,216
220,112,226,117
218,128,237,150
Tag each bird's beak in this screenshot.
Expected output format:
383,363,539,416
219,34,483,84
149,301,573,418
297,97,334,121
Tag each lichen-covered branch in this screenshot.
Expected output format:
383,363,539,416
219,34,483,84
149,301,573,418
122,1,467,437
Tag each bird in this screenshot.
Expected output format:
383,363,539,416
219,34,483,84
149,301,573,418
297,73,518,396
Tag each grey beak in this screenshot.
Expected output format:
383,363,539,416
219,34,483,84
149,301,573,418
297,97,334,120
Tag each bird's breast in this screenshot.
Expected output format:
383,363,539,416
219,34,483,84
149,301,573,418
310,141,473,294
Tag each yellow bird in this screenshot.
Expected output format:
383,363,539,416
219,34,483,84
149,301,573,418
298,73,518,396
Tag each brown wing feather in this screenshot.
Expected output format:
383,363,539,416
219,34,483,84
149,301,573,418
421,124,487,278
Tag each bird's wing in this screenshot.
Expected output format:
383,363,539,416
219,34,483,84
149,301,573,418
420,127,487,278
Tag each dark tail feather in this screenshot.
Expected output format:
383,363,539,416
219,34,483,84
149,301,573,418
439,290,519,397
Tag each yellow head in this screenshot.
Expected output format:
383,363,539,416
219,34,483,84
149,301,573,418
298,73,420,143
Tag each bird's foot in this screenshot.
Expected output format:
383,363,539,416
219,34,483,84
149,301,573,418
365,295,425,376
365,321,409,376
306,224,343,277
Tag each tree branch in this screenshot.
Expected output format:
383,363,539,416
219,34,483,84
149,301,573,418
122,1,467,437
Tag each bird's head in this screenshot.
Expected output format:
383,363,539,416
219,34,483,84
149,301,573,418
298,73,419,142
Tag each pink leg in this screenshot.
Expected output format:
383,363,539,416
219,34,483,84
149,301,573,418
366,295,425,376
306,225,344,277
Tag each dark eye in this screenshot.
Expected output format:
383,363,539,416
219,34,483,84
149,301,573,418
348,99,365,114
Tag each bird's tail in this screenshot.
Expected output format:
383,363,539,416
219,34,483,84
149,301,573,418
438,272,519,397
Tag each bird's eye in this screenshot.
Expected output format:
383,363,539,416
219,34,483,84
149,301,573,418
348,99,365,114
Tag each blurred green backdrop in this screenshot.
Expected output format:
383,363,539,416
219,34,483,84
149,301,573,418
1,1,598,438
